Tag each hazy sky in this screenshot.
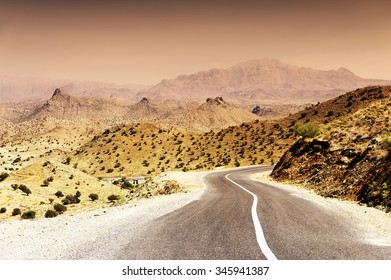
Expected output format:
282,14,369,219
0,0,390,84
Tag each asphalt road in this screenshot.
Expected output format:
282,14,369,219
116,166,391,260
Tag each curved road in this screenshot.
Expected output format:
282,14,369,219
116,166,391,260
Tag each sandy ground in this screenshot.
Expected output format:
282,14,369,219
252,171,391,247
0,171,208,259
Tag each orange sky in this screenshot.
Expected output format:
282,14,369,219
0,0,390,84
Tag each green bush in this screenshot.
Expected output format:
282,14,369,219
45,210,59,218
55,191,64,198
107,194,120,202
89,193,99,201
62,194,80,205
61,198,70,205
381,135,391,152
294,123,320,139
12,208,21,216
21,211,36,219
121,181,134,189
53,203,67,214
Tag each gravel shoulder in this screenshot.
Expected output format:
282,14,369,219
252,171,391,248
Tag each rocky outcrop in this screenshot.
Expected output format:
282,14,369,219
271,138,391,211
251,105,272,116
205,97,226,106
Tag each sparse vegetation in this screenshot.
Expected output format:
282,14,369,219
12,208,21,216
0,207,6,214
107,194,120,202
62,194,80,205
381,135,391,153
55,191,64,198
294,122,319,139
53,203,67,214
89,193,99,201
45,209,59,218
21,210,36,219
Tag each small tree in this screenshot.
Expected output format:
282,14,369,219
0,207,6,214
294,123,320,139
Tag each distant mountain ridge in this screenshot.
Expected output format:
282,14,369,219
140,58,391,103
1,59,390,104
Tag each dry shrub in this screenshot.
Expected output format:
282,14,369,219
157,180,181,195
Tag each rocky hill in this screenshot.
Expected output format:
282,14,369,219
162,97,259,131
141,59,390,103
54,86,391,180
271,86,391,212
26,88,130,121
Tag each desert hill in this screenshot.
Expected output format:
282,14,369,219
141,59,390,103
0,89,131,142
71,86,391,181
161,97,259,131
26,88,130,122
0,89,263,143
271,86,391,211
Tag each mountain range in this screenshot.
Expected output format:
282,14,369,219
1,59,390,104
140,58,390,103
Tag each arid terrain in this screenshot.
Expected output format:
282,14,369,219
1,60,391,221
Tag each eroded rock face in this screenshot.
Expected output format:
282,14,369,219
271,138,391,211
251,105,272,116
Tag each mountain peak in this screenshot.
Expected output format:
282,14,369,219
337,67,355,76
52,88,63,97
50,88,72,100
